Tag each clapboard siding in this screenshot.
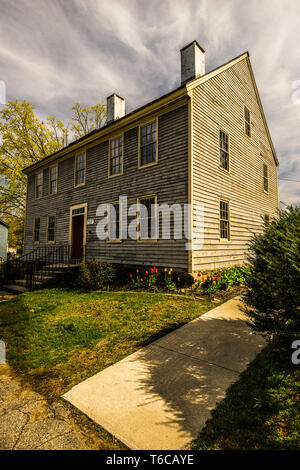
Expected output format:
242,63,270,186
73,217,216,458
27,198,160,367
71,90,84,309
24,104,189,269
191,58,278,271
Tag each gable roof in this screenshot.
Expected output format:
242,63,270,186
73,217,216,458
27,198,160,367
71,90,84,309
23,51,278,174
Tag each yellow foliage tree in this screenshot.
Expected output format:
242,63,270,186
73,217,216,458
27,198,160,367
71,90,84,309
0,99,106,251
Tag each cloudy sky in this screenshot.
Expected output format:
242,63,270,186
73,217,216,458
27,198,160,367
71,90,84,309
0,0,299,204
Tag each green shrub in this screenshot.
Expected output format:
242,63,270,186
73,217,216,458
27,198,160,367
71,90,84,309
77,259,116,290
243,206,300,348
193,266,250,294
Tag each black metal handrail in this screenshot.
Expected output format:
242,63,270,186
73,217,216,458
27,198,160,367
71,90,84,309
2,244,86,290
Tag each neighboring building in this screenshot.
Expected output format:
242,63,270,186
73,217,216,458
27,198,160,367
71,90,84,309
0,220,9,261
23,41,278,272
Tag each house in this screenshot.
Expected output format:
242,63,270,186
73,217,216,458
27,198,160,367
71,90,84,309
22,40,278,273
0,220,9,261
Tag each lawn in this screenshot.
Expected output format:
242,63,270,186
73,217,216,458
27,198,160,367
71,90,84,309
191,346,300,450
0,288,218,397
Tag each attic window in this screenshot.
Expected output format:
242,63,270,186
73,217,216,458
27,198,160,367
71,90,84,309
244,106,251,137
263,163,269,193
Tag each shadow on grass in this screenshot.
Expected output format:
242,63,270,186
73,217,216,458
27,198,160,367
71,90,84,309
191,346,299,450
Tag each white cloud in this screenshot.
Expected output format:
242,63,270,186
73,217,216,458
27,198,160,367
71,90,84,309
0,0,299,203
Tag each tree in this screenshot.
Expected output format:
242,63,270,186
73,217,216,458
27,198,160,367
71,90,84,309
0,100,67,221
243,206,300,349
0,99,106,251
71,102,106,139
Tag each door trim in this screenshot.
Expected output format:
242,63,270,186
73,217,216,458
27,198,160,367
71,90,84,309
68,203,88,248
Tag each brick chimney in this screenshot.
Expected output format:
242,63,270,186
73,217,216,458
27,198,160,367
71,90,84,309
106,93,125,124
180,40,205,85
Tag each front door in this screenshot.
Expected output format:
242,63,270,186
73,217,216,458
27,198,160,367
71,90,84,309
70,204,87,261
72,215,84,259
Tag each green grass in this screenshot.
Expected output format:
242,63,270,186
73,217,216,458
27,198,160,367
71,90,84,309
191,346,300,450
0,288,217,397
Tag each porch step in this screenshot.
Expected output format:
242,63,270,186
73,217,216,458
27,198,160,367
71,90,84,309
3,284,28,294
13,276,56,288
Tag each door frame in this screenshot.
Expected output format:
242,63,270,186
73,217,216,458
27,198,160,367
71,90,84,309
68,203,88,250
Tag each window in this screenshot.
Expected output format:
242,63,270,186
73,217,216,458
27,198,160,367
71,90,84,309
138,195,157,240
75,151,86,187
264,214,270,224
219,130,229,171
220,200,230,240
244,106,251,137
140,121,157,168
49,166,58,194
47,215,56,243
109,136,123,176
72,207,85,216
33,217,41,243
263,163,269,192
35,171,43,199
108,202,121,241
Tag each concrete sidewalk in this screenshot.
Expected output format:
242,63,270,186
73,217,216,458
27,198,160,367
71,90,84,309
63,297,265,450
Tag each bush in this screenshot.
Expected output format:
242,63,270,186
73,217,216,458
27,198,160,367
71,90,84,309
243,206,300,348
77,259,116,290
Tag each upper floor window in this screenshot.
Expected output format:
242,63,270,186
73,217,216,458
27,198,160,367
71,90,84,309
75,151,86,187
49,166,58,194
139,121,157,168
109,136,123,177
108,202,121,241
263,163,269,192
219,130,229,171
47,214,56,243
220,200,230,240
35,171,43,199
244,106,251,137
138,195,157,240
33,217,41,243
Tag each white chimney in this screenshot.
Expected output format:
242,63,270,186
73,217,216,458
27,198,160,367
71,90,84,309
180,40,205,85
106,93,125,123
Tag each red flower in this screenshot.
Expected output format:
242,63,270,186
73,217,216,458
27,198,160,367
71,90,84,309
140,278,143,282
212,277,215,281
150,268,154,273
198,273,201,277
129,273,133,278
67,269,70,273
136,269,139,273
194,278,197,282
146,271,149,275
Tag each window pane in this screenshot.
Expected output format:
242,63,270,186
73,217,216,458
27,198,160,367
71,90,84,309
219,131,229,170
48,216,55,242
36,172,43,198
109,203,120,239
140,122,156,167
139,197,156,239
76,154,85,185
34,218,40,242
220,201,229,239
110,136,123,175
263,164,268,191
49,167,57,194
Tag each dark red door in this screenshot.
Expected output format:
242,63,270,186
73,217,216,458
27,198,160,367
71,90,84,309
72,215,84,259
